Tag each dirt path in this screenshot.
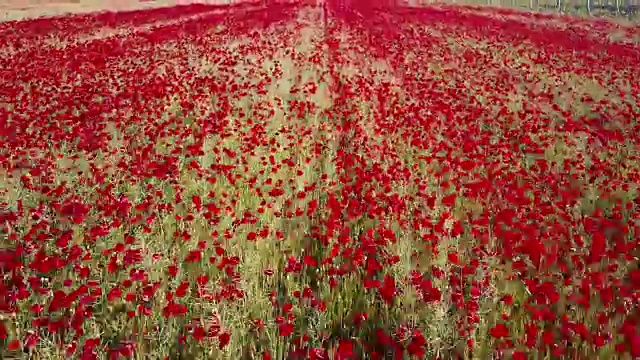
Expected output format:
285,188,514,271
0,0,187,21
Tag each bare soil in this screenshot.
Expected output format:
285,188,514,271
0,0,195,21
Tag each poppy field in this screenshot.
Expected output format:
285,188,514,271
1,1,640,359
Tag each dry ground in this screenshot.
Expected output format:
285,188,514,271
0,0,236,21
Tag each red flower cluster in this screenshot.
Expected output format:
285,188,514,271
1,0,639,359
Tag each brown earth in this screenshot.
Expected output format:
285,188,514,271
0,0,235,21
